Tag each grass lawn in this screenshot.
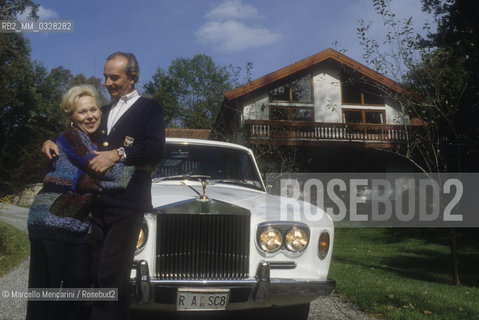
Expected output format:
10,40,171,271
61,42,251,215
329,228,479,320
0,220,30,277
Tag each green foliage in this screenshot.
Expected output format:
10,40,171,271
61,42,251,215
422,0,479,78
0,220,29,277
0,0,39,20
356,0,479,174
357,1,419,82
0,5,106,194
330,228,479,320
419,0,479,171
0,194,14,209
356,0,479,287
144,54,232,128
0,32,39,194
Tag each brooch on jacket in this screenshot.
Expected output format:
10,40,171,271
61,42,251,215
124,136,134,146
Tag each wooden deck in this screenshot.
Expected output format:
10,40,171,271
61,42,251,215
244,120,420,148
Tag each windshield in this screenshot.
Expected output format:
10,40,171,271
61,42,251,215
153,143,264,191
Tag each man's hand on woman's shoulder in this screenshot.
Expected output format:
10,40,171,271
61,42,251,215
42,140,59,160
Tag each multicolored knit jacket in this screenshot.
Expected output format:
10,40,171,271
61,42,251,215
28,127,135,243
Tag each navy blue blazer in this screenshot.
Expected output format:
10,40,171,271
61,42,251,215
95,96,165,212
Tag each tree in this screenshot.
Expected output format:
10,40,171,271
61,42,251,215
144,55,232,128
355,0,475,173
0,62,106,194
0,1,39,194
0,0,39,20
422,0,479,79
12,67,107,189
416,0,479,286
0,1,107,194
356,0,478,286
420,0,479,171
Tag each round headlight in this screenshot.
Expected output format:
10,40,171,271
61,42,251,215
285,227,309,252
259,228,282,253
136,227,147,251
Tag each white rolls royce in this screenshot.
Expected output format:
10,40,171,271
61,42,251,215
130,138,335,319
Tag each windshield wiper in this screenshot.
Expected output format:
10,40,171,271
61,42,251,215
211,179,263,190
153,174,210,182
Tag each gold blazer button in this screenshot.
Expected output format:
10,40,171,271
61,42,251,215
103,142,109,147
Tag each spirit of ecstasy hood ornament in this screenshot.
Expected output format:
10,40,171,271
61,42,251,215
180,175,210,201
199,178,209,201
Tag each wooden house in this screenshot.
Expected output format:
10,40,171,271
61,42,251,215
214,48,420,172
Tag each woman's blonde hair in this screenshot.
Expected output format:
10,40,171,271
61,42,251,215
60,85,99,118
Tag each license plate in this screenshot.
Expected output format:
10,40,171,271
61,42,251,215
176,288,230,311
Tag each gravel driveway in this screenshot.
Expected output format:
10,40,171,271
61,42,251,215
0,204,373,320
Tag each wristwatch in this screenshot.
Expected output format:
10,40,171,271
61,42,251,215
116,147,126,162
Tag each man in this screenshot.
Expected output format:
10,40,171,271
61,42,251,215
42,52,165,320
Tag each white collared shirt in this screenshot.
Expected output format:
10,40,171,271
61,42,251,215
107,90,141,135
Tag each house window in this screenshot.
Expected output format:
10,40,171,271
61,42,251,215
269,74,313,103
341,81,385,105
270,106,314,121
343,109,385,124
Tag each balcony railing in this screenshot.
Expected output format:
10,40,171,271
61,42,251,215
244,120,420,147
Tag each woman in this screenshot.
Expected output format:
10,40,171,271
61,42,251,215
26,85,133,320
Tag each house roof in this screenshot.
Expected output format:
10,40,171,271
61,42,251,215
224,48,405,101
165,128,211,140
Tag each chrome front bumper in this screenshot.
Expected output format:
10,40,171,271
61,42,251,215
130,260,335,310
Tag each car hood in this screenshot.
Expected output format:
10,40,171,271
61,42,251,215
151,181,333,227
151,182,265,212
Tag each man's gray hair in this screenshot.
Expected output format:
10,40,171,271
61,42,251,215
106,52,140,83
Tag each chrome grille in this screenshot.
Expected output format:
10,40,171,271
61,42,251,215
156,213,250,280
